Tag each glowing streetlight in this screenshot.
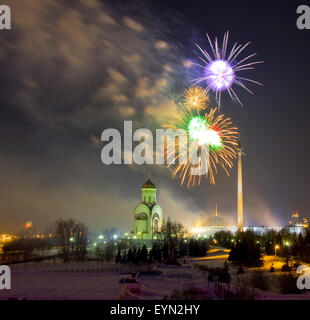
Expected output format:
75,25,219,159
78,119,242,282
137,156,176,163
275,244,280,256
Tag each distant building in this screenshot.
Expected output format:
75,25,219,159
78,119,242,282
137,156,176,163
289,210,308,228
133,175,163,240
192,205,306,237
192,224,306,238
192,204,238,238
244,226,305,235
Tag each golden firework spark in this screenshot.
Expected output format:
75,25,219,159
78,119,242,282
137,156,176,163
164,104,239,187
183,86,209,110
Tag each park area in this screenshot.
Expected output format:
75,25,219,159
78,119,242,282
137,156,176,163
1,249,310,300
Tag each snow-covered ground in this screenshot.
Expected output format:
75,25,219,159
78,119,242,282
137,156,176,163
0,268,214,300
0,271,124,300
0,263,209,300
1,252,310,300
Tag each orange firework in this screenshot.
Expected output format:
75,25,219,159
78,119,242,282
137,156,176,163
164,104,239,186
183,85,209,110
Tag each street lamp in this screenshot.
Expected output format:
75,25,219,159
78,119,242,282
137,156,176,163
275,244,280,256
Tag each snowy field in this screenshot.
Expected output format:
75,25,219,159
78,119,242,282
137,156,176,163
0,262,210,300
0,271,124,300
1,252,310,300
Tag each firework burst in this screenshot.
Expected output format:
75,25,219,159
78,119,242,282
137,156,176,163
183,85,209,111
192,31,263,106
164,104,239,187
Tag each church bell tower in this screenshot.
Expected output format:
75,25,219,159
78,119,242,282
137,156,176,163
133,174,163,240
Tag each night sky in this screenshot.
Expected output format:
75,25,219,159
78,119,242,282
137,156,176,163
1,0,310,233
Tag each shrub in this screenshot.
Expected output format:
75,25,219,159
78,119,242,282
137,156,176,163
281,258,292,272
237,265,245,274
200,266,230,285
281,263,292,272
167,287,210,300
232,276,257,300
250,271,269,291
278,272,302,294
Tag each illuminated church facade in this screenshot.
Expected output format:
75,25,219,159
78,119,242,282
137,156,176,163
133,176,163,239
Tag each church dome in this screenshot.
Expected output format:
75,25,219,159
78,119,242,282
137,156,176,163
142,178,156,189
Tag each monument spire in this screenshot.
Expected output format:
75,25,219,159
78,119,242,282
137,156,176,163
237,140,244,231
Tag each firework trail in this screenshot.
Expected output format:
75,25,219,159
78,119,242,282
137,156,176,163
192,31,263,106
164,104,239,187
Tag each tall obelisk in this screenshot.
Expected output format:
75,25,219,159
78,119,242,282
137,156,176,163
237,142,244,231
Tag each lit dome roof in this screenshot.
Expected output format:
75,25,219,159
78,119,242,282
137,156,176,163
142,178,156,189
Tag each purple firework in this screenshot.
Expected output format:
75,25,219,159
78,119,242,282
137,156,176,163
193,31,263,106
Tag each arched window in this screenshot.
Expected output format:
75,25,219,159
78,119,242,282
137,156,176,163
153,218,159,233
136,213,147,221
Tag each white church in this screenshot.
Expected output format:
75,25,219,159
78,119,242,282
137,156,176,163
133,175,164,240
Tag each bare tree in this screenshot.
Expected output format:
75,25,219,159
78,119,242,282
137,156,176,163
54,219,88,262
